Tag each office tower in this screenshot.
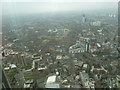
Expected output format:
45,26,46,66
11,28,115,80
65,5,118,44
85,38,90,52
2,69,11,89
15,53,26,67
82,14,86,23
20,54,27,67
15,52,20,65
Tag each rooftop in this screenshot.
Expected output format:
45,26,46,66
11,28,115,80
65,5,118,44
46,75,56,84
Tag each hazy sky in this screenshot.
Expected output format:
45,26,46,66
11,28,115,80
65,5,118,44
2,1,118,15
1,0,119,2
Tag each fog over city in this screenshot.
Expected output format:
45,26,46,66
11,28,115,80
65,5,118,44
2,2,118,15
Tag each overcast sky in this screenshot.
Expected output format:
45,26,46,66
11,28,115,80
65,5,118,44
1,0,119,2
2,1,118,15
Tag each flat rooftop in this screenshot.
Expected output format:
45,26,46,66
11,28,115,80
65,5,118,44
46,75,56,84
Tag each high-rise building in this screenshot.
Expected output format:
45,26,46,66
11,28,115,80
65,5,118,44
15,52,20,64
15,53,26,67
2,69,11,89
20,54,27,67
82,14,86,23
85,38,90,52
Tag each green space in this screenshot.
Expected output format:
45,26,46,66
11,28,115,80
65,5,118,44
6,70,18,77
22,63,32,70
42,39,49,43
24,75,33,80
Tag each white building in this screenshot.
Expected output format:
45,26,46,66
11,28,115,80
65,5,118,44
69,41,85,54
83,64,88,70
45,75,59,88
96,43,101,48
9,64,17,69
90,21,101,26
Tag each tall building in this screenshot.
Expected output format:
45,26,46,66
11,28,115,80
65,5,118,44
2,69,11,89
20,54,27,67
15,52,20,65
15,53,26,67
85,38,90,52
82,14,86,23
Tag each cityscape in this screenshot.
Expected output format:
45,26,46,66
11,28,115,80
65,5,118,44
1,1,120,89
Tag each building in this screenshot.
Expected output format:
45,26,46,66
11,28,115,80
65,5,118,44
69,48,85,54
56,55,62,60
90,21,101,26
74,60,83,67
20,54,27,66
116,75,120,88
85,38,90,52
9,64,17,69
96,43,101,48
45,75,59,88
32,59,41,69
3,49,13,57
83,64,88,70
80,71,90,88
69,41,85,54
24,80,34,88
91,66,107,74
82,14,86,23
2,69,11,89
69,38,91,53
15,53,26,67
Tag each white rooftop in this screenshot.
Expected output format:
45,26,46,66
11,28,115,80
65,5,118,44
46,75,56,84
45,84,59,88
96,43,101,47
24,83,31,88
83,64,88,68
9,64,17,69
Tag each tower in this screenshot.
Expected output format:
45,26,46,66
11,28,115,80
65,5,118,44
2,69,11,89
15,53,26,67
85,38,90,52
82,14,86,23
20,54,27,67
